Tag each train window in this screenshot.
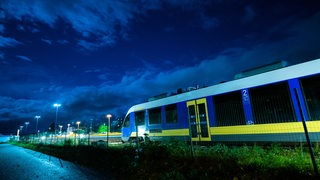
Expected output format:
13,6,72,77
250,82,296,124
213,91,246,126
149,107,162,124
165,104,178,124
300,74,320,121
135,111,145,126
123,115,130,127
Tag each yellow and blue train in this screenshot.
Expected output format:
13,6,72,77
122,58,320,144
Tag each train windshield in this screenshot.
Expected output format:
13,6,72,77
123,115,130,127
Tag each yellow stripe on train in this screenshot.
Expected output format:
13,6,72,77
130,121,320,137
131,129,189,137
211,121,320,135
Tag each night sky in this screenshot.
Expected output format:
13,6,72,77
1,0,320,135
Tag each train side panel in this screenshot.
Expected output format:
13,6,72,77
207,74,320,143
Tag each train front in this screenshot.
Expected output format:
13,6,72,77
121,109,147,143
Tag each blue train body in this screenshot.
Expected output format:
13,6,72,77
122,59,320,143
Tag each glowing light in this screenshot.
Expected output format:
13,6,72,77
138,126,146,136
53,103,61,107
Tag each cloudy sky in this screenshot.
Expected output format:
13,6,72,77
1,0,320,135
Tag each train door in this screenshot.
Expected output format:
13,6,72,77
187,98,211,141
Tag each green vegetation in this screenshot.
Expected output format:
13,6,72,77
10,140,320,179
98,124,108,133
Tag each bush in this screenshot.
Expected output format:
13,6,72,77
9,141,320,179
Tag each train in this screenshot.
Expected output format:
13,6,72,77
121,58,320,144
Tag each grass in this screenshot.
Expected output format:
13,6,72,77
9,140,320,179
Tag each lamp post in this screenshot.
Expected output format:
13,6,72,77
67,123,70,134
24,122,29,135
106,114,112,148
59,125,63,133
25,122,29,141
19,126,23,140
88,119,93,146
53,103,61,139
90,119,93,134
35,115,41,133
76,121,81,130
17,129,20,141
76,121,81,145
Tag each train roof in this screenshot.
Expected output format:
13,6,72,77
126,58,320,115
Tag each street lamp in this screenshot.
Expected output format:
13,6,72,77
106,114,112,148
76,121,81,130
35,115,41,133
59,125,63,133
25,122,29,133
67,124,70,134
75,121,81,146
17,129,20,141
53,103,61,138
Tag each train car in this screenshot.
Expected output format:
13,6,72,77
121,58,320,144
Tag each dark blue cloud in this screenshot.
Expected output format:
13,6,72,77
57,39,69,45
0,0,213,50
16,55,32,62
0,97,47,120
242,5,255,23
41,38,52,45
0,36,21,47
199,13,219,30
1,0,140,48
0,24,4,32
